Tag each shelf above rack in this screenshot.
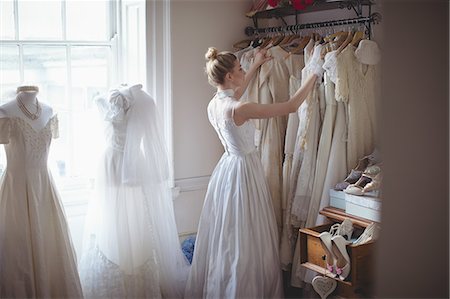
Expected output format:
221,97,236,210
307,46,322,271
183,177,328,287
246,0,374,19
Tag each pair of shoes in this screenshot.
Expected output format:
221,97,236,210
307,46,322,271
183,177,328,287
344,174,372,195
335,149,382,191
319,232,352,280
318,218,354,280
345,164,383,195
328,218,354,241
353,222,380,245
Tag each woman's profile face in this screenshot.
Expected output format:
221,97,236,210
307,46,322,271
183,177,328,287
229,59,245,87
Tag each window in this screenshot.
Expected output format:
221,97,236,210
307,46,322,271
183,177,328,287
0,0,145,203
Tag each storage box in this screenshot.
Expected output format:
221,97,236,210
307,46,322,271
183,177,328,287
329,189,346,210
345,193,381,222
299,221,375,298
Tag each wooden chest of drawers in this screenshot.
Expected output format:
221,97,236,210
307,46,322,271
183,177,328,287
299,207,378,298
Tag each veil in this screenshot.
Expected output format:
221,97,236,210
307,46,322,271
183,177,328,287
121,85,190,298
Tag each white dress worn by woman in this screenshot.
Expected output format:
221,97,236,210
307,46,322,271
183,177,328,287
0,114,83,298
185,89,283,298
79,84,189,298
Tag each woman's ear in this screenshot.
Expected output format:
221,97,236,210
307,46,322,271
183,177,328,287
225,72,233,82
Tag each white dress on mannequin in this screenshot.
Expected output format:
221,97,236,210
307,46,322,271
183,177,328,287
79,84,189,298
185,89,283,299
0,94,83,298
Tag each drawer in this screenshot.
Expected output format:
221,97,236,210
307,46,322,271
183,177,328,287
299,222,376,298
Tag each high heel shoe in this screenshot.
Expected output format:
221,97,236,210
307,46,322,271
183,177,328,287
362,172,382,193
331,235,351,280
328,218,354,241
362,165,383,193
353,222,380,245
319,232,336,275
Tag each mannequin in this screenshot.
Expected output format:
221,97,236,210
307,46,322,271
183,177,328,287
0,85,54,131
0,84,82,297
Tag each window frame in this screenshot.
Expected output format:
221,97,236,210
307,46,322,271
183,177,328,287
0,0,122,201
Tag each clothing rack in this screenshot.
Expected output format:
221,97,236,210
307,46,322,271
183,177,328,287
245,12,381,39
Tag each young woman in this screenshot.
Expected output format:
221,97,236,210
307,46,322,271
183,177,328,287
185,46,324,298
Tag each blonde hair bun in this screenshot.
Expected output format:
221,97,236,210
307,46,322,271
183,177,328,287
205,47,218,61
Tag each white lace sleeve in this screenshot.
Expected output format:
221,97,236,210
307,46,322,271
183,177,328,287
323,50,338,84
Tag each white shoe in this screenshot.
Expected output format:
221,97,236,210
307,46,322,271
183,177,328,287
329,218,354,241
353,222,380,245
319,232,336,275
331,235,351,280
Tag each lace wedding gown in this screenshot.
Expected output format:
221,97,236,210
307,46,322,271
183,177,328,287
79,84,189,298
185,89,283,298
0,115,83,298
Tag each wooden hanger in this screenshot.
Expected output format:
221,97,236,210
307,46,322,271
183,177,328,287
279,33,297,46
259,36,273,49
336,30,354,54
351,30,365,47
324,31,346,43
270,34,285,47
233,39,252,50
284,35,312,59
332,32,349,50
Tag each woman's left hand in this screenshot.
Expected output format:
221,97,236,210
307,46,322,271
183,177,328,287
253,48,272,67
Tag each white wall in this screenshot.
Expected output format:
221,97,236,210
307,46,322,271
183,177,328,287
169,0,254,235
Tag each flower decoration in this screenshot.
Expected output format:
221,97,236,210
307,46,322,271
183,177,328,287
268,0,315,10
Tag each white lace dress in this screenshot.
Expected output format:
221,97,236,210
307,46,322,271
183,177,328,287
0,115,83,298
313,50,348,225
185,89,283,299
335,44,378,170
290,42,324,226
79,85,189,298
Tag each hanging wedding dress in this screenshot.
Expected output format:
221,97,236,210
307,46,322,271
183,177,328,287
335,44,378,171
0,114,83,298
79,84,189,298
185,89,283,298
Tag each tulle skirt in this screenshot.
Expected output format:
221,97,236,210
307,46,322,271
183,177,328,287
79,147,188,298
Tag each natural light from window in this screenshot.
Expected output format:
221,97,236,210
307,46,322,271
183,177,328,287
0,0,115,203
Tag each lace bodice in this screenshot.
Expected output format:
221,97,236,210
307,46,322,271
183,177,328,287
323,50,338,84
0,116,58,172
207,90,256,157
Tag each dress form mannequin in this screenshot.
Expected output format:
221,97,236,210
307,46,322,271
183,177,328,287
0,86,54,131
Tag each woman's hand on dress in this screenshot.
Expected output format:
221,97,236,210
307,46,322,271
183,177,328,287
253,48,272,67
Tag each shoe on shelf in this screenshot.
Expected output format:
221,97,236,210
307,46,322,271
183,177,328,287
335,149,382,191
363,164,382,177
335,169,362,190
354,156,370,172
353,222,380,245
331,235,351,280
344,174,372,196
366,148,382,166
362,172,382,193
